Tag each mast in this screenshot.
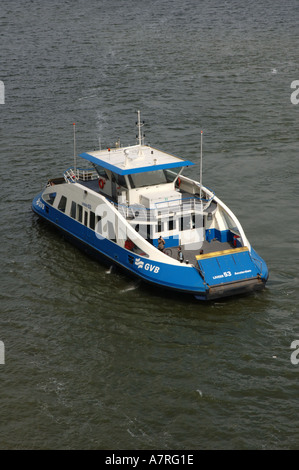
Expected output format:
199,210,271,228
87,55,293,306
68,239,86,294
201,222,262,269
137,110,142,146
200,130,203,199
136,110,145,156
73,122,77,181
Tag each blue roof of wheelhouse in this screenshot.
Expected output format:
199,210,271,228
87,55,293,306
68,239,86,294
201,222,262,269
79,144,194,176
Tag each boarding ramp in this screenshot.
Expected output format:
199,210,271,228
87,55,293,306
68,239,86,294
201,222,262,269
196,247,264,299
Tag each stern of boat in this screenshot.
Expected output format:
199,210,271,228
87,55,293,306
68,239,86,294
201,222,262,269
195,246,268,300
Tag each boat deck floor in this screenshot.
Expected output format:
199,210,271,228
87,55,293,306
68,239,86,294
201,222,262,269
79,179,101,192
167,240,235,266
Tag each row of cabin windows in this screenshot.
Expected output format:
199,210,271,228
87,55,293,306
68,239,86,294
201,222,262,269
156,215,204,233
57,196,101,232
57,195,203,237
136,213,205,240
156,217,175,233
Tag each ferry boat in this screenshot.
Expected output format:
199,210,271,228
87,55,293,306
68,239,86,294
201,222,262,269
32,112,268,300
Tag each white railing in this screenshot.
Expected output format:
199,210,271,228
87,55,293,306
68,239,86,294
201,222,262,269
155,197,205,215
64,167,98,183
111,196,213,222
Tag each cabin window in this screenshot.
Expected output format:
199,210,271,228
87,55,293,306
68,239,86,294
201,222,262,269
156,220,163,233
107,221,116,242
168,217,175,231
111,172,127,188
94,165,109,179
128,170,167,188
192,213,204,229
43,192,56,206
49,193,56,205
77,204,83,223
96,215,102,234
132,223,151,240
180,215,190,231
70,201,76,219
90,211,95,230
58,195,67,213
192,214,196,229
84,211,88,227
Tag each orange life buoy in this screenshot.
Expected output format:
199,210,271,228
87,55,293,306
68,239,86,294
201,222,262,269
177,177,181,188
98,178,105,190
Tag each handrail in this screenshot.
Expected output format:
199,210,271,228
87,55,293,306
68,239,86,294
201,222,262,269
110,195,213,221
64,167,98,183
249,253,263,274
64,168,77,183
196,261,206,284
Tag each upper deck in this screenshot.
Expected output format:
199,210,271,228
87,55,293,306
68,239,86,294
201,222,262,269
79,144,194,176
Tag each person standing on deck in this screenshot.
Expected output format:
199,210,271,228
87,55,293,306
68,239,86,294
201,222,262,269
177,246,184,263
158,236,165,252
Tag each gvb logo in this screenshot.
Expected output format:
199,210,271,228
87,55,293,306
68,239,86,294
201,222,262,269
0,341,4,365
290,340,299,365
0,81,4,104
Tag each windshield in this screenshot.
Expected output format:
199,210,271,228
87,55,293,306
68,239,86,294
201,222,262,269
128,170,167,188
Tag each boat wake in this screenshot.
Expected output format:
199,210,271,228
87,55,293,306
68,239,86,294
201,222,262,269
120,281,141,293
105,265,114,274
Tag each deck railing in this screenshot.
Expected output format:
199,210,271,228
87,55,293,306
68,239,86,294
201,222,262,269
249,253,263,274
111,195,214,222
64,167,98,183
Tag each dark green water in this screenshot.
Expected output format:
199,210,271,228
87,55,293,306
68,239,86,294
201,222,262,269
0,0,299,449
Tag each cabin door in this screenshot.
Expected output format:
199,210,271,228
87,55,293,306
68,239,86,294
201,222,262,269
180,213,204,248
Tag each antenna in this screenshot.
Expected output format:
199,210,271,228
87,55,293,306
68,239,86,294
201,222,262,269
136,110,145,146
200,130,203,199
73,122,77,181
